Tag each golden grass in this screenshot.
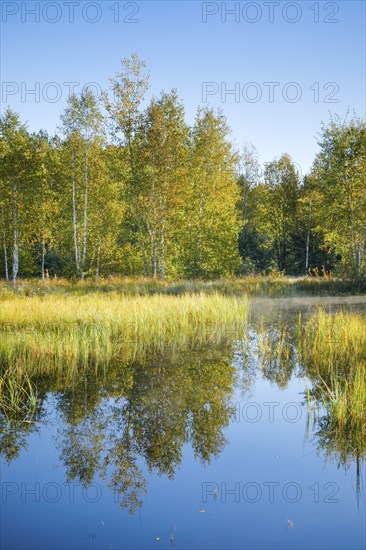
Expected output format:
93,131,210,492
0,292,249,375
1,274,364,299
301,309,366,437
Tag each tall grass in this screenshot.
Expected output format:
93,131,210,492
0,292,249,375
0,369,38,421
300,309,366,457
1,275,364,299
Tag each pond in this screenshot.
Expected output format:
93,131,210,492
1,297,366,550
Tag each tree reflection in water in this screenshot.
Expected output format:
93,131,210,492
1,339,237,514
1,315,365,512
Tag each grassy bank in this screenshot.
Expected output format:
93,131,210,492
1,275,365,299
0,292,249,375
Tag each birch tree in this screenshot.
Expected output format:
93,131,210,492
105,53,150,275
182,107,241,278
311,115,366,277
141,90,189,279
77,91,104,280
260,155,300,272
0,109,32,283
60,96,82,275
27,131,59,281
60,91,104,279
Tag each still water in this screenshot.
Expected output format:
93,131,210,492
1,297,366,549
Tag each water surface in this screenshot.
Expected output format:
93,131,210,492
1,297,365,549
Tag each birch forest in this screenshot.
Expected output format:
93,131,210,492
1,54,365,282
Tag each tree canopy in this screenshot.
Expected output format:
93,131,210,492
1,56,365,281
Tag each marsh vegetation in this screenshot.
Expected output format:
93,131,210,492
0,291,249,374
1,285,365,548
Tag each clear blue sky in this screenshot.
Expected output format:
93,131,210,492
1,0,365,174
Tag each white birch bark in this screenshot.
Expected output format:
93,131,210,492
12,218,19,284
72,146,79,274
81,144,89,281
1,205,9,281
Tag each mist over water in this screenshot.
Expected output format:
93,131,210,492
250,295,366,321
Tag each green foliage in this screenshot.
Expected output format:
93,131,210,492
0,57,365,281
310,114,366,278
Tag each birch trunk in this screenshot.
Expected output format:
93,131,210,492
81,144,89,281
160,216,165,280
195,177,205,277
41,232,45,282
151,157,157,277
346,177,358,273
3,236,8,282
160,177,166,280
72,146,79,274
1,205,8,281
305,231,310,273
128,134,149,277
12,217,19,284
11,180,19,284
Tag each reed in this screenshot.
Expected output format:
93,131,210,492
0,369,38,420
0,292,249,375
1,275,364,299
300,309,366,440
